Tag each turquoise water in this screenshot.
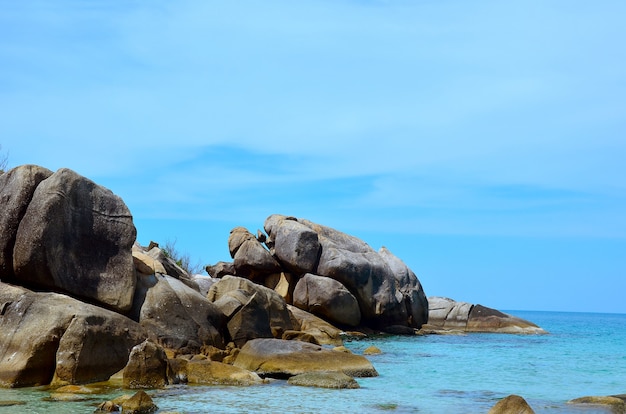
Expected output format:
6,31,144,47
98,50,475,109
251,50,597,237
1,311,624,413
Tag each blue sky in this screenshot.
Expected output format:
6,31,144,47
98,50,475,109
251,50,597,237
1,1,625,313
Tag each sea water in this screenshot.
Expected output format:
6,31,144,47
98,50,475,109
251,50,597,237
1,311,624,413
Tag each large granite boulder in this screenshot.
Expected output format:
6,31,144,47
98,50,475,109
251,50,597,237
207,276,294,347
264,216,321,274
11,168,137,312
0,283,147,387
233,338,378,378
264,214,428,330
425,297,547,334
293,273,361,327
131,274,225,353
0,165,53,280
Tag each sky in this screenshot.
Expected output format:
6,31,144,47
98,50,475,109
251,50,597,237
1,1,625,313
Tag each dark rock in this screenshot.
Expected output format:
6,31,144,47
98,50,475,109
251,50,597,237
293,273,361,327
0,164,53,280
379,246,428,328
12,168,136,312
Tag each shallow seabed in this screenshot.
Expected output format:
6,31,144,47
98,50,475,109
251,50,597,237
1,311,624,413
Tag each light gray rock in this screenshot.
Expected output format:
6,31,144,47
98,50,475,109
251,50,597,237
426,297,547,334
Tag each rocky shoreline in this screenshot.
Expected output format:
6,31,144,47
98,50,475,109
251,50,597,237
0,165,610,413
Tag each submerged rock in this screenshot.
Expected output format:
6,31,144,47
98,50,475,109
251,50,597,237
287,371,360,389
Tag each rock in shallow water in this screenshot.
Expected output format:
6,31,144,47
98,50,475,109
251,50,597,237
233,338,378,378
487,394,535,414
287,371,360,389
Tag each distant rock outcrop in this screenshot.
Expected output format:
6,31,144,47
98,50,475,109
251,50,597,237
425,297,547,334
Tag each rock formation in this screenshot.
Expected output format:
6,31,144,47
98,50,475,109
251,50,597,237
425,297,547,334
207,214,429,333
0,163,547,393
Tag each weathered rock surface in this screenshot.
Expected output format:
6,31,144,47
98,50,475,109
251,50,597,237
488,394,535,414
123,340,169,389
97,390,158,414
0,165,53,280
233,338,378,378
425,297,547,334
131,274,225,353
287,371,360,389
0,283,147,387
11,168,137,312
207,275,293,347
293,273,361,327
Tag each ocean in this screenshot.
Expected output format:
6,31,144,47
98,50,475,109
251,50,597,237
1,311,624,413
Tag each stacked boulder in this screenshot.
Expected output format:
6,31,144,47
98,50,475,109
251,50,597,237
206,214,429,332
